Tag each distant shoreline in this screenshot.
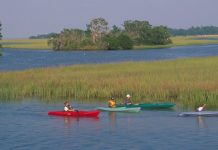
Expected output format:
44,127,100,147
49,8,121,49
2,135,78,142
1,35,218,50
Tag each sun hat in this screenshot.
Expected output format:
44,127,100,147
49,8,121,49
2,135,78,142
126,94,131,98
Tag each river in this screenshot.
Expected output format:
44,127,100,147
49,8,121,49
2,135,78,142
1,44,218,71
1,100,218,150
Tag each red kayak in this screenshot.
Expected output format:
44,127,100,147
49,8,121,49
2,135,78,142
48,110,100,117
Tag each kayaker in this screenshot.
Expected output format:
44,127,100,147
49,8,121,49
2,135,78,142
197,104,206,112
124,94,132,106
64,101,74,111
108,97,116,108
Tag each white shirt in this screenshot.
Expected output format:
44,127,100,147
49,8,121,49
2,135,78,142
197,106,204,112
64,106,69,111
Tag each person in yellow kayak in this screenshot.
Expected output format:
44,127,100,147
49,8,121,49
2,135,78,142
197,104,206,112
64,101,74,111
108,97,116,108
124,94,132,106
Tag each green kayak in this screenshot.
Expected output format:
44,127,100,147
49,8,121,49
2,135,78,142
96,107,140,112
116,102,175,109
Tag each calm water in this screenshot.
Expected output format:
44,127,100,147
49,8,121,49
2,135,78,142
1,45,218,149
1,100,218,150
1,44,218,71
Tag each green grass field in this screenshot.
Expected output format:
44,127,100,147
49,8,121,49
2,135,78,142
0,39,51,49
170,35,218,46
1,35,218,50
0,56,218,109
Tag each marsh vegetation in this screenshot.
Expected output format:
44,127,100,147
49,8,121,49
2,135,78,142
0,56,218,109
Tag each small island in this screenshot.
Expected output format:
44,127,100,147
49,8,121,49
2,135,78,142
47,18,172,51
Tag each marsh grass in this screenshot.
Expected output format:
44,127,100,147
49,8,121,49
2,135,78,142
170,35,218,46
0,56,218,108
0,39,51,49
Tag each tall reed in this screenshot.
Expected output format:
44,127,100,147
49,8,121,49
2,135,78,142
0,56,218,108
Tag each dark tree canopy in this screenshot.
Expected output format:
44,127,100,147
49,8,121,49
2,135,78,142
117,34,133,49
150,26,172,45
123,20,152,45
104,33,133,50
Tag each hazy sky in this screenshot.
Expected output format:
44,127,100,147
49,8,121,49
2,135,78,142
0,0,218,38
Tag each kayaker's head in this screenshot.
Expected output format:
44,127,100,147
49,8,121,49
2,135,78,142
126,94,131,98
64,101,69,106
111,97,114,100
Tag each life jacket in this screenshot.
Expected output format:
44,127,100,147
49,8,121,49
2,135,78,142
108,100,116,108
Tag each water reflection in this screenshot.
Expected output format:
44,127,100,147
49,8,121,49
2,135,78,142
108,112,117,132
49,116,99,135
63,117,79,129
196,116,207,129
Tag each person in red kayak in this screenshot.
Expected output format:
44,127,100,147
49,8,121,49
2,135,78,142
64,101,74,111
197,104,206,112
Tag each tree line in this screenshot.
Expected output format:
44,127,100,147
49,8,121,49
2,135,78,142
29,33,58,39
0,22,2,56
48,18,172,50
0,22,2,48
169,26,218,36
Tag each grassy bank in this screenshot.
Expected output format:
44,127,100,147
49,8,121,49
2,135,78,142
0,39,51,49
1,35,218,50
0,56,218,108
170,35,218,46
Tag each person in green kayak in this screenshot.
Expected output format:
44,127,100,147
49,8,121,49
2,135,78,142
124,94,132,106
108,97,116,108
64,101,74,111
197,104,206,112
